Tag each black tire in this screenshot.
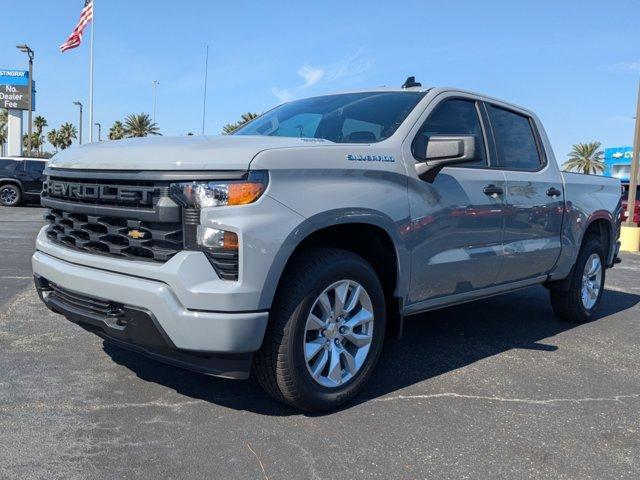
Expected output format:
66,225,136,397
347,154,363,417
550,235,606,323
0,184,22,207
253,247,386,412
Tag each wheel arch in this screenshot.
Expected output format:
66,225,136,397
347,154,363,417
259,209,409,338
545,213,615,292
0,177,23,190
582,212,616,266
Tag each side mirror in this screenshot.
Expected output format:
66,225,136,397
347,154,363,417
414,135,478,182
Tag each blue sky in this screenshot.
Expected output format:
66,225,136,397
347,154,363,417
1,0,639,162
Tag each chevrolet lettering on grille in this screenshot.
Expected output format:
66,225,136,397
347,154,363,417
45,180,157,204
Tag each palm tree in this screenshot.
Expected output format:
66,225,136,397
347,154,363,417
109,121,125,140
123,113,160,137
23,133,42,152
33,116,48,154
57,123,78,150
47,129,59,152
34,116,47,134
222,112,259,135
0,109,7,156
0,126,6,156
563,142,605,175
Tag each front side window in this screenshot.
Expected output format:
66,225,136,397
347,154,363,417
487,105,542,170
235,92,425,143
412,99,487,167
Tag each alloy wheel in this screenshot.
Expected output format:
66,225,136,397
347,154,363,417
303,280,374,388
0,186,18,206
581,253,602,310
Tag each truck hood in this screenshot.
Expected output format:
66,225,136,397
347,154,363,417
48,135,333,171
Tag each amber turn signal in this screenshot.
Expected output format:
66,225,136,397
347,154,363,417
228,182,266,206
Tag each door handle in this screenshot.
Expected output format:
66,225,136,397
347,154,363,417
483,184,504,196
546,187,562,197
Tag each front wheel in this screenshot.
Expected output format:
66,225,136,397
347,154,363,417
550,236,605,323
253,248,386,412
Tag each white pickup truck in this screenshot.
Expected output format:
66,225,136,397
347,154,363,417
33,80,622,411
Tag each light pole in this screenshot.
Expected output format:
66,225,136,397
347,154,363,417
16,44,34,156
152,80,159,123
94,122,102,142
73,101,83,145
625,81,640,228
202,45,209,136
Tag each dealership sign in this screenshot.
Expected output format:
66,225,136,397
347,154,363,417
0,69,35,110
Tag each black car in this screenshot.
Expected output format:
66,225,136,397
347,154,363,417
0,157,48,207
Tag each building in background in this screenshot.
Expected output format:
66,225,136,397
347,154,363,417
604,146,633,185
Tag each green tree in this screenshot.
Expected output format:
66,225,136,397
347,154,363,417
57,123,78,150
108,120,125,140
33,115,48,154
123,113,160,137
563,142,605,175
47,129,59,152
23,132,42,153
222,112,259,135
0,109,7,156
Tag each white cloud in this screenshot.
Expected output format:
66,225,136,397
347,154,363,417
297,66,325,88
325,46,375,81
612,61,640,72
271,87,294,102
271,47,374,102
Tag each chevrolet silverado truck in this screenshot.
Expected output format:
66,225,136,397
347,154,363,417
33,81,622,411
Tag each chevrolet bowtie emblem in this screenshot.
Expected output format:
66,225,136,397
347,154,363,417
127,230,147,239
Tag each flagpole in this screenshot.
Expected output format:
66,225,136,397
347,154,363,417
88,0,95,143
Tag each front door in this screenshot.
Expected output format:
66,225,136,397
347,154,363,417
405,96,507,305
483,104,563,284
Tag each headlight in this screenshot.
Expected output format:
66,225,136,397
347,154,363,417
170,171,268,208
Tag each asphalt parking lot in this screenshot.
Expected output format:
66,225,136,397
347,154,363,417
1,205,640,479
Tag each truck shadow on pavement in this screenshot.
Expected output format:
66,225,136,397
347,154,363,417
102,286,640,416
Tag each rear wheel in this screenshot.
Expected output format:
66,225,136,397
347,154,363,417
0,184,21,207
253,248,386,411
550,236,605,323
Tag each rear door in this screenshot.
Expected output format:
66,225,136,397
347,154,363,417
484,104,563,284
22,160,47,194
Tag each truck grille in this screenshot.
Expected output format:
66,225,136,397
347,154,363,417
44,208,183,262
40,169,241,279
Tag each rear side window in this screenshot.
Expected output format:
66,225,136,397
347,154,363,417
413,99,487,167
25,160,45,173
0,160,16,172
487,105,542,170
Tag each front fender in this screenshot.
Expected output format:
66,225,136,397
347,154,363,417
258,208,410,309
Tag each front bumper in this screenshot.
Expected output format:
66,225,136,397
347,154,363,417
32,250,269,379
34,276,253,379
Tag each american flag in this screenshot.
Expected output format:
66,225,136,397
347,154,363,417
60,0,94,53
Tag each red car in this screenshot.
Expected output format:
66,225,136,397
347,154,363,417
622,190,640,224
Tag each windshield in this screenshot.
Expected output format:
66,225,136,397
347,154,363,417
234,91,426,143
